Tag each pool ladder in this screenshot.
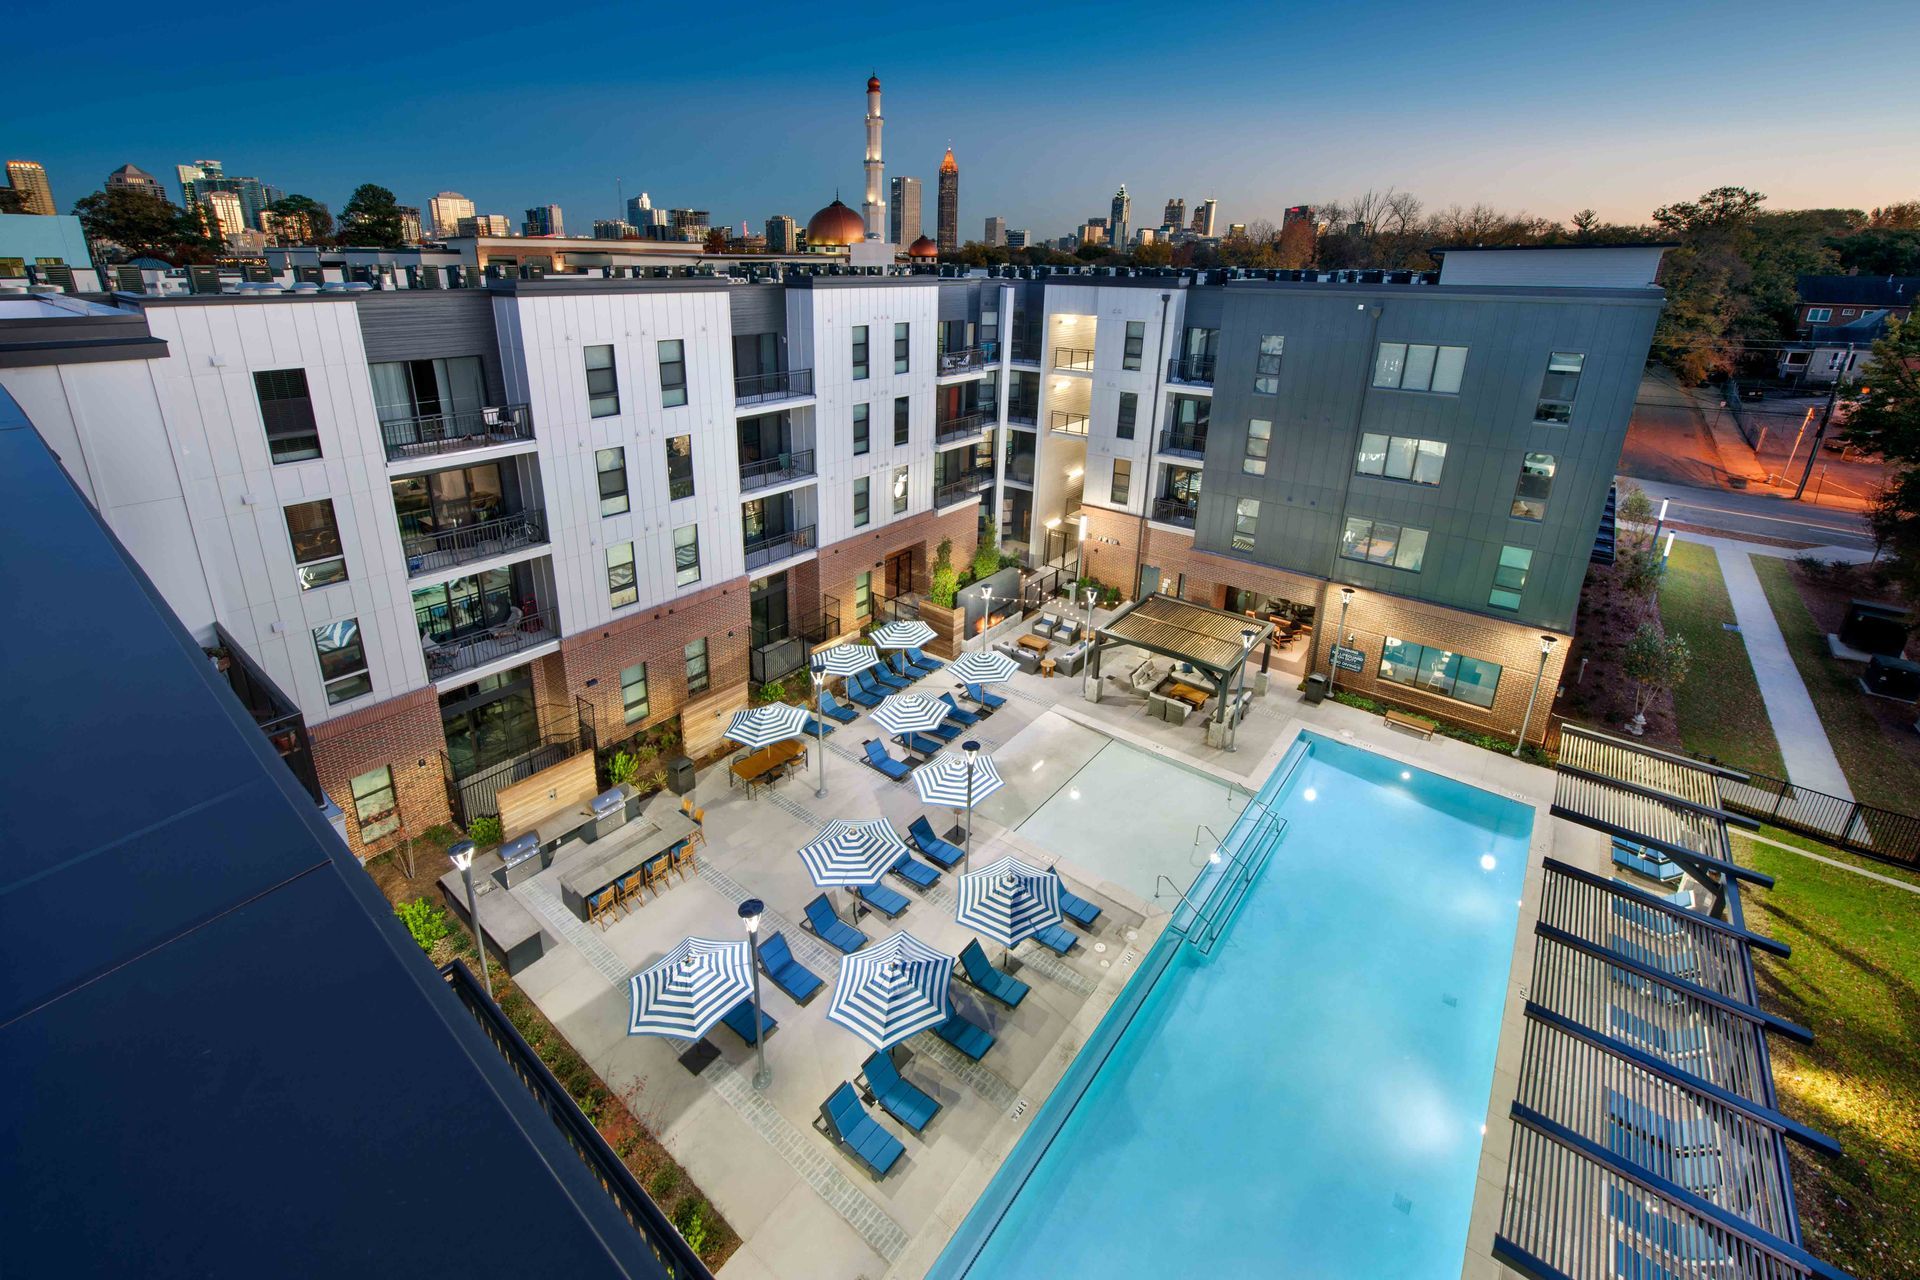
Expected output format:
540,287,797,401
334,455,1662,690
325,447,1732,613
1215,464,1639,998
1160,812,1288,955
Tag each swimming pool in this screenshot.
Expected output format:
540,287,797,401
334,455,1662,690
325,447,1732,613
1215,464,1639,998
931,731,1534,1279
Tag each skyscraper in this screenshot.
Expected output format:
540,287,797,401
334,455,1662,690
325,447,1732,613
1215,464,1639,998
176,160,274,230
889,176,921,245
1110,184,1131,251
398,206,422,245
1163,197,1186,233
765,214,799,253
457,214,513,237
523,205,563,237
429,191,473,239
1192,197,1219,237
594,219,636,240
5,161,55,216
983,216,1006,247
199,190,246,242
106,164,164,199
936,147,958,255
863,75,885,240
1005,229,1029,250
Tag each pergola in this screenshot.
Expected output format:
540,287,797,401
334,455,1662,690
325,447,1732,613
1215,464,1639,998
1091,594,1274,725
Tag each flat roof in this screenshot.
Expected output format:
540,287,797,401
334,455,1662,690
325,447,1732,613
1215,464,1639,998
1096,593,1273,679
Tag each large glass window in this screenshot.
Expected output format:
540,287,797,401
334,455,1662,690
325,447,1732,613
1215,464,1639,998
1490,545,1533,611
1372,342,1467,394
1378,637,1501,709
620,662,649,724
1232,497,1259,552
892,465,910,515
255,368,321,462
411,568,516,641
1116,392,1137,440
666,435,694,500
1356,433,1447,485
313,617,371,705
349,765,399,843
1535,352,1584,423
853,402,870,455
673,523,701,585
852,325,869,380
584,345,619,417
369,356,484,433
607,542,637,608
1511,452,1556,520
1340,516,1429,572
658,339,687,408
597,447,629,516
854,477,871,527
1253,334,1285,394
684,637,710,695
285,499,347,590
894,322,910,374
853,571,873,620
894,396,910,446
1123,320,1145,370
1111,459,1132,506
1244,419,1272,476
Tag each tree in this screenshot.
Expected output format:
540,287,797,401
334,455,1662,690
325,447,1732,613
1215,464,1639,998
71,186,220,264
1649,186,1766,383
1130,239,1173,267
972,521,1001,580
336,183,407,248
702,226,729,254
1622,622,1691,735
1275,218,1315,268
263,194,333,246
929,537,959,607
1839,319,1920,593
1616,482,1655,545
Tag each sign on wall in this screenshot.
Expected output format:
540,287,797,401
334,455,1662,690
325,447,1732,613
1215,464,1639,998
1330,645,1366,673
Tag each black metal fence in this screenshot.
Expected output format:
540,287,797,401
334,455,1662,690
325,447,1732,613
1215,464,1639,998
734,367,813,405
1152,497,1198,528
443,701,595,827
744,524,814,571
1052,347,1094,371
739,449,815,492
1710,764,1920,869
381,404,533,462
1157,428,1207,458
1167,353,1216,385
214,622,323,805
935,411,988,445
403,509,547,575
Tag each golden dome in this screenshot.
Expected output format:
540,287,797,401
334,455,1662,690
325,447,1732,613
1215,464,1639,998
806,198,865,247
907,236,939,259
867,74,881,92
940,148,957,174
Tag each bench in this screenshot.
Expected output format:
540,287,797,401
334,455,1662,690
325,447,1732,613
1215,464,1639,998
1384,708,1437,739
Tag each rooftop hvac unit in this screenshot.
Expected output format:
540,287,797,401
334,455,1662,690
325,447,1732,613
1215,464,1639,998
113,265,146,293
187,265,223,294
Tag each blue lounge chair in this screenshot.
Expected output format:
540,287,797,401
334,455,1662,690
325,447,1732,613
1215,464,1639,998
958,939,1029,1009
1030,923,1077,955
937,692,979,725
931,1012,995,1061
1605,1089,1718,1152
1608,933,1700,1000
870,664,911,692
907,646,945,672
817,688,859,723
803,715,837,738
860,1051,940,1134
803,893,869,953
1050,870,1102,930
925,719,963,742
909,816,965,869
889,850,940,891
897,731,944,756
844,672,884,708
889,653,923,683
862,739,912,781
719,998,776,1045
1607,1187,1729,1269
818,1083,904,1180
1606,1006,1712,1061
1611,886,1693,938
1613,839,1684,885
853,881,911,919
964,681,1007,711
758,930,824,1004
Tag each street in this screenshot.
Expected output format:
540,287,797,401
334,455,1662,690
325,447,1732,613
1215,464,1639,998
1621,476,1877,553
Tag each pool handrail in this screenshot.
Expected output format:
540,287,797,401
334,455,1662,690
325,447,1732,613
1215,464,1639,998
1165,735,1311,949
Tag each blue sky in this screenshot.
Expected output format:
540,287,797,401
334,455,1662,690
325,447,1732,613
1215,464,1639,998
11,0,1918,239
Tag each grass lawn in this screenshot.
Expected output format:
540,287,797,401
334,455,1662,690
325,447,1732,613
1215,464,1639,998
1751,556,1920,811
1656,541,1786,775
1734,832,1920,1280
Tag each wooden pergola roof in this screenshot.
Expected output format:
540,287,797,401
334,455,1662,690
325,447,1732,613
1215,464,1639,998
1093,594,1274,682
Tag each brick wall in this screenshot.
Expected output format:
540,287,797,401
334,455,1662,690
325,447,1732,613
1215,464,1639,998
560,575,753,751
817,504,979,637
1080,505,1324,610
311,687,453,859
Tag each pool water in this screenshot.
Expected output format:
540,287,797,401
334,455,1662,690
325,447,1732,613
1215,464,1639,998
934,732,1533,1279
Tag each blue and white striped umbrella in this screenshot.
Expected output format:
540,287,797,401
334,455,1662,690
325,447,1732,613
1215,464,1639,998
913,748,1005,809
827,931,955,1051
810,642,881,677
955,855,1062,951
870,619,937,651
948,649,1019,686
627,937,754,1039
725,702,810,751
871,694,952,737
798,818,911,888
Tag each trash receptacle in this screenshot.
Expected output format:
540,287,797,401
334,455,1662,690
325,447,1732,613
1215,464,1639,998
665,754,696,795
1302,674,1329,706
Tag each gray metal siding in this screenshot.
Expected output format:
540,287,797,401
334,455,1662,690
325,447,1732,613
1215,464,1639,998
1182,285,1225,330
355,292,506,403
728,286,786,338
938,281,977,323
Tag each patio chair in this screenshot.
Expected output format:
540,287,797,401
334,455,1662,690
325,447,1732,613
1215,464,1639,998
908,816,965,870
897,731,944,757
817,1083,904,1180
889,850,940,891
642,852,675,896
719,998,777,1046
924,719,963,742
1052,621,1082,646
853,881,911,919
1605,1088,1719,1153
906,646,944,672
802,893,870,954
802,714,838,738
618,869,648,911
889,652,923,683
957,939,1029,1009
964,681,1007,711
670,839,700,878
869,663,911,692
1031,612,1062,639
859,1050,941,1135
1612,839,1684,885
844,671,885,708
931,1012,995,1061
1052,642,1088,677
587,886,624,929
1050,870,1103,930
818,688,860,723
1607,934,1699,1004
486,606,524,643
861,739,912,782
757,930,824,1004
936,692,980,726
1607,1189,1731,1271
1029,923,1077,956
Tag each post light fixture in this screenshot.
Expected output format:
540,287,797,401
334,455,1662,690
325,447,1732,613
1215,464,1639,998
962,740,981,874
1331,586,1355,696
812,668,830,800
737,898,771,1089
1514,634,1558,757
1228,626,1257,753
1652,497,1670,549
448,839,491,998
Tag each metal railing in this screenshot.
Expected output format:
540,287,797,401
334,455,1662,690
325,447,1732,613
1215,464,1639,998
403,509,547,576
743,524,814,571
749,599,841,684
214,622,322,806
1167,353,1216,385
1006,404,1038,427
935,411,988,445
1052,347,1094,371
1152,497,1198,527
422,605,558,679
935,470,993,509
381,404,533,463
1700,758,1920,868
1048,410,1089,435
937,344,995,375
738,448,816,492
439,961,712,1280
1009,340,1041,364
733,367,813,405
1166,802,1288,954
1157,428,1208,458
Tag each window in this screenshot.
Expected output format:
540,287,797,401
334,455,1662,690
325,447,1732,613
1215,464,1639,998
673,524,701,586
894,396,910,446
1116,392,1137,440
607,542,637,608
1123,320,1145,371
1841,308,1855,317
584,345,619,418
1232,498,1260,552
349,765,399,843
285,499,347,590
1254,334,1285,394
894,322,910,374
1489,545,1533,610
1243,418,1272,476
1340,516,1429,572
1378,638,1501,709
1805,307,1832,323
255,369,321,462
853,402,870,455
597,447,629,516
620,662,650,724
684,637,710,695
892,465,910,515
853,477,870,527
658,339,687,408
854,571,873,620
1534,352,1584,423
313,617,370,705
1510,452,1556,520
666,435,694,500
1356,433,1447,486
852,325,869,380
1372,342,1467,394
1111,459,1132,506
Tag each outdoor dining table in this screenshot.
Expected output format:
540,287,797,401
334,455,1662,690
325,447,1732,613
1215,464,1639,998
729,738,808,794
555,803,699,921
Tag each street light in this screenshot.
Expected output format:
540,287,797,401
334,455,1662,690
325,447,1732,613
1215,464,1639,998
962,739,981,874
1074,513,1089,588
1228,627,1256,753
976,588,998,651
1660,531,1676,577
448,839,492,999
1330,587,1355,695
812,668,829,800
1651,497,1670,548
737,899,772,1089
1514,634,1558,757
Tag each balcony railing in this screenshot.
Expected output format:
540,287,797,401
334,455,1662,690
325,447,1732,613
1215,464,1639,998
935,470,994,509
1006,404,1038,427
734,368,814,406
381,404,534,463
213,622,322,806
1048,411,1090,436
1157,429,1209,459
422,605,558,679
1167,353,1217,385
935,411,989,445
1052,347,1094,371
749,598,841,684
1152,498,1199,528
743,524,815,571
937,345,994,375
403,509,548,576
1009,339,1041,364
739,448,816,492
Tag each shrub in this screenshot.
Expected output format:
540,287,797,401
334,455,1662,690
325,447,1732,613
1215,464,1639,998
607,749,640,788
396,898,450,953
465,815,503,847
972,524,1002,581
754,679,787,704
673,1198,710,1255
649,1165,682,1201
929,537,959,606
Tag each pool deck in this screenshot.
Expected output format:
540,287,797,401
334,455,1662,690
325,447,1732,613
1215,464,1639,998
502,614,1612,1280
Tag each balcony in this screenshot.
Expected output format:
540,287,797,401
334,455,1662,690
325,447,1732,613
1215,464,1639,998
749,596,841,684
744,524,815,571
734,368,814,407
1168,354,1217,386
1152,498,1198,528
1048,411,1090,436
1157,429,1209,459
212,622,321,806
1009,339,1041,365
937,345,994,375
404,509,548,576
381,405,533,464
422,605,559,680
1007,404,1038,427
739,448,816,493
1052,347,1094,372
935,470,994,510
935,411,989,446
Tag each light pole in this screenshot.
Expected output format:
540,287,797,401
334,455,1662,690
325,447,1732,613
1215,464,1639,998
1659,531,1676,577
1514,634,1558,758
976,588,998,651
1228,627,1255,753
812,668,829,799
1329,586,1354,695
737,899,772,1089
1650,497,1669,548
1074,513,1089,589
962,739,980,874
448,839,492,999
